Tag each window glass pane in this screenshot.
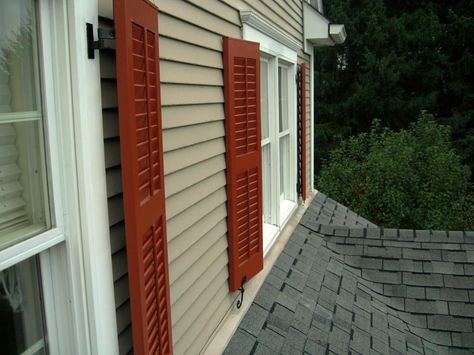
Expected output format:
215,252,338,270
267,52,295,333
260,60,269,140
262,143,272,224
0,256,48,355
0,0,50,250
278,66,288,133
279,135,290,199
0,0,38,114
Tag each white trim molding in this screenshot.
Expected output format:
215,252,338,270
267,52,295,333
66,0,119,353
240,10,301,52
243,25,297,64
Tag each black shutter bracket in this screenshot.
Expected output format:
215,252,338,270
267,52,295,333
86,23,115,59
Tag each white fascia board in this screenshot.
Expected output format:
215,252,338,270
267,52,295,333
303,2,333,51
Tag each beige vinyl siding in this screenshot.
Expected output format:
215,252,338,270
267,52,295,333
99,1,241,353
282,0,303,20
168,206,227,263
161,84,223,106
163,121,224,152
164,138,226,175
156,2,245,351
164,155,226,197
162,104,224,129
159,37,223,69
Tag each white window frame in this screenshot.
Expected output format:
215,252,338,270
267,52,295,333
260,55,275,226
277,61,296,205
243,24,299,256
0,2,64,272
0,0,118,354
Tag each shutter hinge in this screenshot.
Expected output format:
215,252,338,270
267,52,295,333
86,23,115,59
236,276,247,309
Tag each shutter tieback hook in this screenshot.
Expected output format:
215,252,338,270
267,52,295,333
236,276,247,309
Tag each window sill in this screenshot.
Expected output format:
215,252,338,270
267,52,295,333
263,199,297,257
263,223,279,256
280,199,297,227
0,226,64,270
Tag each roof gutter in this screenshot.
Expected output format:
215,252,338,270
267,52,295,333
303,2,346,51
329,23,347,45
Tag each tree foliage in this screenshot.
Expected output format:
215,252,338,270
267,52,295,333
317,113,473,229
316,0,474,175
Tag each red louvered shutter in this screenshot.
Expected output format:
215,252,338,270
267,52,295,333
223,38,263,292
301,63,307,201
115,1,173,354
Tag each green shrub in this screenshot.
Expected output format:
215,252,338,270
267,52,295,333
317,112,474,229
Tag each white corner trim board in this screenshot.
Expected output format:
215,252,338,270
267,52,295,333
66,0,118,353
240,10,301,53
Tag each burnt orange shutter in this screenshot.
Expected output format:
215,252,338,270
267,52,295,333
223,38,263,292
114,1,173,354
301,63,307,201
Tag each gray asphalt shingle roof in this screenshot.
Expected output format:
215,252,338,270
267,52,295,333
224,192,474,355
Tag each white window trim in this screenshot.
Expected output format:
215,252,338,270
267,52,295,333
277,61,297,208
0,2,65,272
243,24,298,64
243,23,298,256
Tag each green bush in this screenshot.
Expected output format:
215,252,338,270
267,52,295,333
317,112,474,229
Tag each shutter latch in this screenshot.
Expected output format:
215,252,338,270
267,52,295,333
236,276,247,309
86,23,115,59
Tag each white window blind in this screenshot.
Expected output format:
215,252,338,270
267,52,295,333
0,0,49,249
0,122,28,233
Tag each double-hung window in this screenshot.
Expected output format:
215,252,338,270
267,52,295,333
277,63,295,220
260,55,297,254
244,22,298,254
0,0,50,250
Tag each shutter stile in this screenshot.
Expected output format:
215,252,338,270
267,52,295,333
300,63,307,201
115,1,173,354
223,37,263,292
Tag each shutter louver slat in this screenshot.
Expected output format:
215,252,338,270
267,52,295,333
224,38,263,292
115,0,173,354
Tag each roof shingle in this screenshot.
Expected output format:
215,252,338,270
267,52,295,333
225,193,474,354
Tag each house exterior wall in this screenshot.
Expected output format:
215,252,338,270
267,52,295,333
98,1,314,354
